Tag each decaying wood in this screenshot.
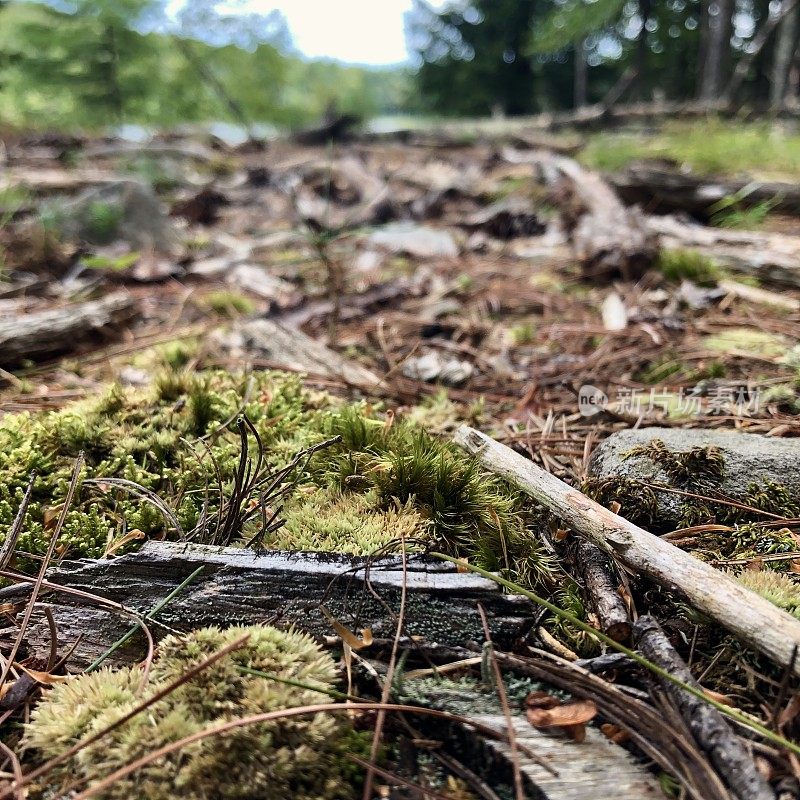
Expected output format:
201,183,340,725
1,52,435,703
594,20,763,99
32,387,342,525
612,163,800,217
648,214,800,288
0,292,138,367
454,426,800,677
574,539,631,642
430,709,663,799
212,318,385,393
634,615,775,800
529,152,657,280
0,541,533,668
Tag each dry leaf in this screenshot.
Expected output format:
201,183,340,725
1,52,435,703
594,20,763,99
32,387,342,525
778,693,800,730
703,689,733,707
321,606,372,650
553,528,569,542
16,664,68,684
42,504,63,531
104,528,145,557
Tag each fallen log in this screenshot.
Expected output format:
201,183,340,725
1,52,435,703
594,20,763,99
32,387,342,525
0,292,138,367
509,150,657,280
212,318,385,394
634,616,774,800
612,163,800,217
454,426,800,677
648,214,800,288
0,541,533,668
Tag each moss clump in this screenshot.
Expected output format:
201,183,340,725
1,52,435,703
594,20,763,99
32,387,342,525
0,367,553,587
734,570,800,618
656,249,721,285
23,625,356,800
200,291,256,318
308,408,555,586
0,369,326,560
703,328,787,358
277,489,423,553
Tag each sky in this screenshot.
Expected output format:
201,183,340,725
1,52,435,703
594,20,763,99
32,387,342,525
169,1,447,66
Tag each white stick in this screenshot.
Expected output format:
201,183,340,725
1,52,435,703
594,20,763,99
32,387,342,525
455,425,800,676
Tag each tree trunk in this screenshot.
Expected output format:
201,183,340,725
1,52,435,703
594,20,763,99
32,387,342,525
574,38,588,108
635,0,652,100
770,1,800,109
699,0,734,100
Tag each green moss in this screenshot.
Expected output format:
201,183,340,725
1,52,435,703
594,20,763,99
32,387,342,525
703,328,787,358
276,489,422,553
734,570,800,618
200,290,256,318
23,625,356,800
656,248,721,285
0,368,553,587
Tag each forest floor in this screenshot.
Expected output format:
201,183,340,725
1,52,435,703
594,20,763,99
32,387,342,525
2,120,800,799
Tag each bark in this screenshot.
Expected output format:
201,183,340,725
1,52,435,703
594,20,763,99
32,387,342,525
770,1,800,109
699,0,734,101
0,542,533,668
0,292,138,367
454,425,800,677
574,539,631,642
635,0,653,100
634,616,775,800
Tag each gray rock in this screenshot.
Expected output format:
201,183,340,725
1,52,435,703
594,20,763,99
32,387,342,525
588,427,800,530
46,180,182,254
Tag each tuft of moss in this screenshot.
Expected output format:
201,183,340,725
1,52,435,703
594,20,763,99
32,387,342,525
0,367,553,587
23,625,356,800
200,290,256,318
656,249,721,285
703,328,787,358
733,570,800,618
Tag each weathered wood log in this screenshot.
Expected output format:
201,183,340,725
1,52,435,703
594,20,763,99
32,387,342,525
648,214,800,288
212,318,385,393
612,163,800,217
0,292,138,367
634,615,775,800
519,152,657,280
454,426,800,677
574,539,631,642
0,541,533,668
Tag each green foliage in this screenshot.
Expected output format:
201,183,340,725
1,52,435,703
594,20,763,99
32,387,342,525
529,0,625,55
582,122,800,179
0,1,407,130
200,290,256,318
656,249,721,285
23,625,356,800
0,366,553,587
709,189,780,230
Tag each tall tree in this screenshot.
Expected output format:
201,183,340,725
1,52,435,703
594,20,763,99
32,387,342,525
407,0,541,116
698,0,734,100
770,1,800,108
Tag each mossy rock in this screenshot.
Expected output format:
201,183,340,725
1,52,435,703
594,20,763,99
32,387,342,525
586,427,800,532
23,625,360,799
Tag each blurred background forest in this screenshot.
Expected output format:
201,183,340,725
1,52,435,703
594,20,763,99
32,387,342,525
0,0,798,132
